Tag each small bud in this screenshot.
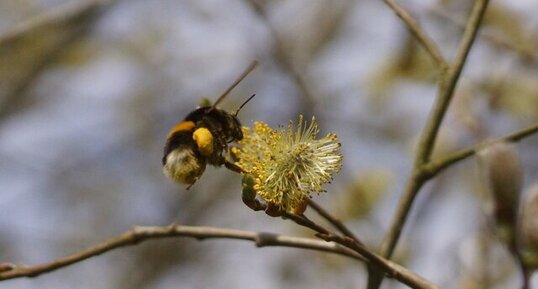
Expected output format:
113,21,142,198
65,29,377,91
241,175,257,205
241,174,255,187
477,141,523,247
519,183,538,268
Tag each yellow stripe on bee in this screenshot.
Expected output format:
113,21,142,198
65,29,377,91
167,121,195,138
193,127,214,156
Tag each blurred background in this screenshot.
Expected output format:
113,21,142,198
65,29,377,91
0,0,537,288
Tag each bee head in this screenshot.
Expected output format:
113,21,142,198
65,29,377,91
223,113,243,142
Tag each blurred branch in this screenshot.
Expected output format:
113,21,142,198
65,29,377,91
381,0,490,259
430,7,538,63
416,0,490,166
384,0,448,69
246,0,319,115
0,0,117,120
307,199,364,245
0,224,438,289
235,195,439,289
0,225,362,281
231,167,434,286
323,235,439,289
0,0,111,44
370,1,491,288
424,122,538,177
282,212,439,289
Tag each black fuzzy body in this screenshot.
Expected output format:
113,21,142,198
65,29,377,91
185,106,243,166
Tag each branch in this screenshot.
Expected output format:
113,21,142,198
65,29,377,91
238,198,439,289
0,0,116,119
423,122,538,177
246,0,317,116
369,1,491,288
283,211,331,235
325,235,440,289
276,211,439,289
416,0,490,166
0,224,438,289
430,7,538,63
0,225,358,281
0,0,112,45
384,0,448,69
307,199,364,245
381,0,490,258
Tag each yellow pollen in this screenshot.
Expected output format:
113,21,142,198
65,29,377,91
193,127,214,156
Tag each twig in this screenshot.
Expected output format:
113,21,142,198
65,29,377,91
0,0,116,119
0,225,357,281
430,7,538,63
277,210,439,289
326,235,440,289
246,0,317,116
416,0,490,166
0,225,438,289
307,199,364,245
283,212,331,236
423,122,538,177
381,0,490,259
0,0,112,45
369,1,491,288
383,0,448,69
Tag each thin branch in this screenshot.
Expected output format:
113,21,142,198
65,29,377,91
278,210,439,289
430,7,538,63
0,0,115,120
384,0,448,69
307,199,364,245
0,0,112,45
246,0,317,116
423,122,538,177
239,198,439,289
370,1,490,288
0,224,438,289
0,225,358,281
283,211,331,235
325,235,440,289
381,0,490,258
378,170,423,259
416,0,490,166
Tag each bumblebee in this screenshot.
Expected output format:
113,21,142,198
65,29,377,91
163,61,257,186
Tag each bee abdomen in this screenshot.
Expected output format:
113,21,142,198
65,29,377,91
163,130,207,184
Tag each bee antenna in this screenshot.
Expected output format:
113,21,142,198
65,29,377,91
210,61,258,111
234,94,256,116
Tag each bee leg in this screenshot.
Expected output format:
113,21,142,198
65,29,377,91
213,141,228,166
224,159,243,174
186,177,199,190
